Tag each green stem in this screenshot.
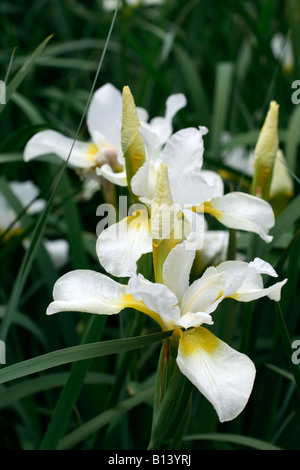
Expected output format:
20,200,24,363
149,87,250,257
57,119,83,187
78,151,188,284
148,351,194,450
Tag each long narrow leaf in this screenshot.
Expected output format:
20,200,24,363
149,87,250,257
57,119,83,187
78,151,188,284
0,330,172,385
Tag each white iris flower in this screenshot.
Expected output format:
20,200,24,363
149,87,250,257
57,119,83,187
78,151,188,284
24,83,186,188
46,248,287,422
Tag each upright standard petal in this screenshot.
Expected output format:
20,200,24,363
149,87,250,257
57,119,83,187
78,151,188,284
204,192,275,243
147,93,187,145
176,327,256,422
46,270,127,315
87,83,123,149
162,128,218,206
96,209,152,277
162,239,196,303
180,266,226,317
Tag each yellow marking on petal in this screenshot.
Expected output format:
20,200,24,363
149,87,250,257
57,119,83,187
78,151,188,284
87,143,99,162
121,293,168,331
203,201,223,221
216,290,224,300
179,326,220,357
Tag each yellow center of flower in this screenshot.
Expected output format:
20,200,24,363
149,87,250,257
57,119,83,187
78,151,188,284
87,143,123,172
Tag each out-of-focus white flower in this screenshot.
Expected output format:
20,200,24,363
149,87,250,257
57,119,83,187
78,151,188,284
271,32,294,74
221,131,254,177
0,180,69,269
0,181,45,236
24,83,186,189
102,0,164,12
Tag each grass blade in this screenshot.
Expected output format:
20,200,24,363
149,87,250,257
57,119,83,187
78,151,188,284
58,387,155,450
0,34,53,114
183,433,282,450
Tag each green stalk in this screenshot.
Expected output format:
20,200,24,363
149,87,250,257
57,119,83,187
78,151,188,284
148,359,194,450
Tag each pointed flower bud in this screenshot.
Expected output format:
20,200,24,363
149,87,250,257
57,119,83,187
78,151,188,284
270,149,294,216
252,100,279,200
121,86,146,195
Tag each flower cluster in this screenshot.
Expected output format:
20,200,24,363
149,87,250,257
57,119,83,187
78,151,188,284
24,83,287,423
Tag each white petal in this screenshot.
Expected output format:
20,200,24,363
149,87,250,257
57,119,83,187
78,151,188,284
162,128,218,206
162,128,204,176
130,127,162,203
46,270,127,315
177,327,256,422
176,311,214,329
96,209,152,277
196,229,229,272
201,170,224,197
148,93,187,144
181,266,226,315
87,83,122,149
232,278,287,302
215,260,255,297
216,258,287,302
126,274,180,330
181,209,205,251
207,192,275,242
24,130,96,168
248,257,278,277
96,164,127,186
163,241,196,303
136,107,149,123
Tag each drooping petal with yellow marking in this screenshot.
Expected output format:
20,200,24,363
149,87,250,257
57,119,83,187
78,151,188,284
24,130,97,168
177,327,256,422
46,269,167,329
204,192,275,243
126,273,180,331
46,270,129,316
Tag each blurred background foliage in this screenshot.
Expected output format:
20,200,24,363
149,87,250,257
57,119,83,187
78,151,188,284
0,0,299,450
